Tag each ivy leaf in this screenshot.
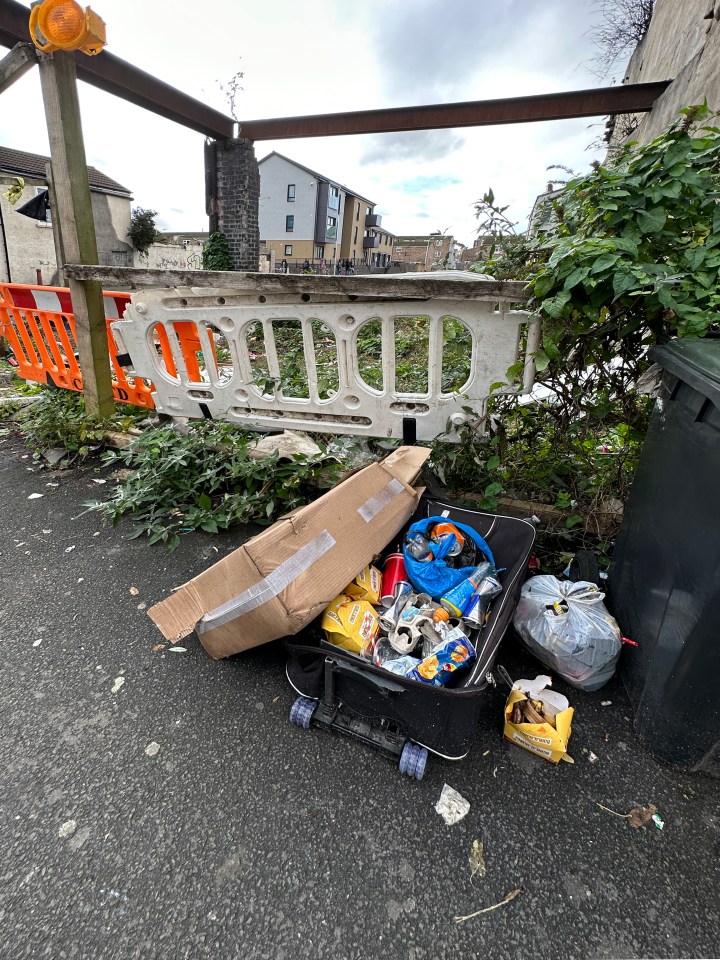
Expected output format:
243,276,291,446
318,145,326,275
590,253,621,274
484,481,503,497
713,203,720,234
637,207,667,233
613,236,639,258
542,290,572,319
534,348,551,373
533,273,556,298
612,270,639,299
563,266,591,290
198,493,212,511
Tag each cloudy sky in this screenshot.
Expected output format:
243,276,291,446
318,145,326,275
0,0,620,245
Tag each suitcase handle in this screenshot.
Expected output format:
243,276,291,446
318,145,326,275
331,657,406,697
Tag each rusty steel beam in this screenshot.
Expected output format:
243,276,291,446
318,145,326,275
238,82,671,140
0,0,234,139
1,0,669,143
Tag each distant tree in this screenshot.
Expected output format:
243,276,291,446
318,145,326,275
587,0,655,79
127,207,160,257
202,232,233,271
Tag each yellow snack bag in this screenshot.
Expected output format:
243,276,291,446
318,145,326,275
342,565,383,605
321,595,379,657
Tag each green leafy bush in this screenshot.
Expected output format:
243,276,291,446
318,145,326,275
13,389,146,457
434,106,720,565
528,104,720,390
85,420,343,551
202,232,233,271
127,207,160,257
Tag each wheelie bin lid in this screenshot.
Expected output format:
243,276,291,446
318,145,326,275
650,337,720,410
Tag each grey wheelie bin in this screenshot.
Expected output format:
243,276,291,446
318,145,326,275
609,338,720,775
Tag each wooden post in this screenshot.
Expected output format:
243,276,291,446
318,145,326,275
38,50,113,417
0,43,37,96
45,162,65,286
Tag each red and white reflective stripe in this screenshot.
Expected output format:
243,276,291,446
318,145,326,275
102,294,130,319
2,284,129,320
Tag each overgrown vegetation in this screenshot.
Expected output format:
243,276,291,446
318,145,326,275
10,389,146,457
454,105,720,564
586,0,655,80
127,207,160,257
84,421,343,551
202,232,233,271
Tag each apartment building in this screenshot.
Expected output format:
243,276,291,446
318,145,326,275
258,152,387,267
361,214,396,269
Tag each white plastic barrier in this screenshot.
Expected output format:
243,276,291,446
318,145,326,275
110,273,537,442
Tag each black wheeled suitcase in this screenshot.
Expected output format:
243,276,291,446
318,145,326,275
285,496,535,778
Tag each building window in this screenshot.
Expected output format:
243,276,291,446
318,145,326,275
315,245,324,259
287,184,295,201
353,226,358,244
286,215,294,232
329,185,340,210
366,207,371,216
355,203,360,221
284,244,293,255
436,239,443,246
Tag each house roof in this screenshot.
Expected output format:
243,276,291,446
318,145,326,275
258,151,375,206
394,234,453,245
0,146,132,197
528,187,564,234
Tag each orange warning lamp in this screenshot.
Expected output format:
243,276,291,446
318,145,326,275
29,0,106,56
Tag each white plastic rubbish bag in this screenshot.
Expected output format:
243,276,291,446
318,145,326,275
512,576,622,691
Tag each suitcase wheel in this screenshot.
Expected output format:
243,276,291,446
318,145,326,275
399,741,428,780
289,696,316,730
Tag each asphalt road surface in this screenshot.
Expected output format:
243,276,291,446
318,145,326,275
1,433,719,960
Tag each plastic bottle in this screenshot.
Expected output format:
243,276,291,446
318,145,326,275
406,532,433,561
439,561,495,617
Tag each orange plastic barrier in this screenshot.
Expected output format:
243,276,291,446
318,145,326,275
0,282,155,408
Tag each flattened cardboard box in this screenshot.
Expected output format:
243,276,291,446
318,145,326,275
148,446,430,659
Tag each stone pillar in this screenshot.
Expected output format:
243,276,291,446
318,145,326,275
205,138,259,271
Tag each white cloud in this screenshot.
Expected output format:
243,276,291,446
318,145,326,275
0,0,610,244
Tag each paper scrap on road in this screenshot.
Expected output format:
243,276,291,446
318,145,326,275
469,839,486,880
435,784,470,825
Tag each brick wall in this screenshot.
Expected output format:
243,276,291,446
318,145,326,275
207,138,260,271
